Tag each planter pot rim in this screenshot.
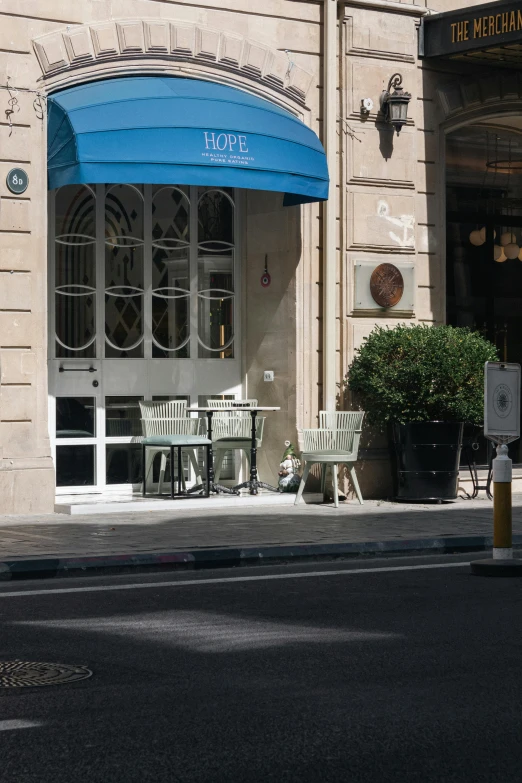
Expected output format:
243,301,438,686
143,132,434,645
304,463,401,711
390,420,464,425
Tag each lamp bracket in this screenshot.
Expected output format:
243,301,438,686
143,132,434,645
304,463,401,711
386,73,403,92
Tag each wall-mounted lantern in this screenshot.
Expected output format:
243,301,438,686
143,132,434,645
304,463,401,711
380,73,411,135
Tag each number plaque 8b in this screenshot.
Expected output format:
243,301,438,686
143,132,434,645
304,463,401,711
7,168,28,194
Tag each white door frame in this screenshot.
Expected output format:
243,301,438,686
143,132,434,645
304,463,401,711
48,184,244,495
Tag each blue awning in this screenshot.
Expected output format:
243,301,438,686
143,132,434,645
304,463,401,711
47,76,329,205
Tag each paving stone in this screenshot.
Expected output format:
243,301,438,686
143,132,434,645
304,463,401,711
0,495,516,560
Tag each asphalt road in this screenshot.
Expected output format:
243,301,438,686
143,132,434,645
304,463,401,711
0,554,521,783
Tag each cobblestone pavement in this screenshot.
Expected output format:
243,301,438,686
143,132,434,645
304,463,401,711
0,494,519,560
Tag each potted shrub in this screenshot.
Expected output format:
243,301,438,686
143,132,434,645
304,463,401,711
346,324,498,501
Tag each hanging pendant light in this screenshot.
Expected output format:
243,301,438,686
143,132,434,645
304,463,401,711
505,242,520,259
469,226,495,247
479,227,496,242
501,231,517,246
469,229,484,246
494,245,507,262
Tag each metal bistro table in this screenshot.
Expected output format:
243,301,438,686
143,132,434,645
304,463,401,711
191,406,281,496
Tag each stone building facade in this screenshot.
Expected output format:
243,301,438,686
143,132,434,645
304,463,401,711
0,0,518,512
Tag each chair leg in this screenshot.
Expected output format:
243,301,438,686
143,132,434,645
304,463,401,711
294,461,311,506
241,449,251,484
332,464,339,508
188,450,202,485
214,449,226,483
158,452,167,495
320,463,327,498
205,445,211,497
180,452,187,493
177,446,183,497
142,449,155,495
349,465,364,505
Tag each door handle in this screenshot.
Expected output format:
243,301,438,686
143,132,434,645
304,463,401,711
59,366,97,373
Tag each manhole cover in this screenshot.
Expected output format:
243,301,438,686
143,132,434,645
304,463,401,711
0,661,92,688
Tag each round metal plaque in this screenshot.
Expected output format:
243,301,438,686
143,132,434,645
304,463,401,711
6,168,28,195
370,263,404,308
0,660,92,688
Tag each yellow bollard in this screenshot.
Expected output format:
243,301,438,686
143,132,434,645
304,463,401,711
471,443,522,576
493,444,512,559
474,361,522,575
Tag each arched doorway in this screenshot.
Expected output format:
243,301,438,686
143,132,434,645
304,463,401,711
46,74,328,498
445,117,522,466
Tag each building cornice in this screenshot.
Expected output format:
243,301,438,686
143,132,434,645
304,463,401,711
343,0,430,17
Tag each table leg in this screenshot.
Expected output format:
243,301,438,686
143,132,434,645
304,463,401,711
178,445,183,496
170,445,175,499
232,410,280,495
206,411,215,486
142,444,146,497
249,409,258,494
205,444,211,497
188,411,238,495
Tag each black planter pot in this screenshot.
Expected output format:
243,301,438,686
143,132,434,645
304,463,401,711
390,421,464,502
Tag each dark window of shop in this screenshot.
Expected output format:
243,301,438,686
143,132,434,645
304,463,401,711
446,125,522,468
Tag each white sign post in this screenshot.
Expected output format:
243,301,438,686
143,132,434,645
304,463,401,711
484,362,520,446
472,362,522,576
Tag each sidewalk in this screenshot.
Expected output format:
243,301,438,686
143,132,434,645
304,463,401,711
0,493,520,579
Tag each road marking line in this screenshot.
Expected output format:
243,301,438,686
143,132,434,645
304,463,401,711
0,561,468,598
0,720,42,731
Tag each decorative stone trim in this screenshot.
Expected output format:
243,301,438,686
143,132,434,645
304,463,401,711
437,72,522,119
344,16,416,64
32,19,313,105
343,0,429,17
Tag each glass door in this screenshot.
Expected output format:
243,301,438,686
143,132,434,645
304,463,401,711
48,183,242,494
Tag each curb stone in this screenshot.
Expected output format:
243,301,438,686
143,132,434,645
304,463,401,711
2,533,522,580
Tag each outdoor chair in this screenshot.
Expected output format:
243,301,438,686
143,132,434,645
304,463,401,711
207,399,258,413
139,401,203,494
106,402,142,437
319,411,365,433
294,412,365,507
207,399,263,483
141,417,211,498
105,419,135,437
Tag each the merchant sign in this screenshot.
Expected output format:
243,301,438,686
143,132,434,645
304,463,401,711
420,0,522,59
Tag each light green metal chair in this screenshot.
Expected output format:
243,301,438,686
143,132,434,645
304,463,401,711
139,401,203,494
294,411,365,507
319,411,365,433
207,399,259,410
207,399,263,483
